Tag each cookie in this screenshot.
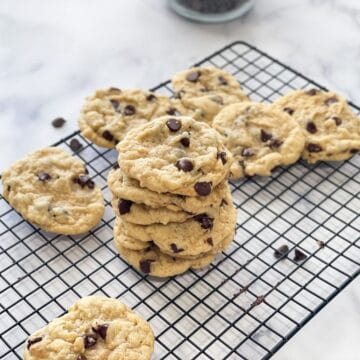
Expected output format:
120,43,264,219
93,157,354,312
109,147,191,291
213,102,305,178
24,296,154,360
118,116,233,196
273,89,360,163
118,190,236,258
108,167,228,213
171,67,248,124
2,147,104,235
79,87,173,148
114,217,234,257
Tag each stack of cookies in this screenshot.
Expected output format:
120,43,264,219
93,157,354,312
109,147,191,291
108,115,237,277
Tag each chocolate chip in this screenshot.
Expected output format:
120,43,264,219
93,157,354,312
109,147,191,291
139,259,155,274
113,163,120,169
170,243,184,253
194,213,213,230
217,151,227,164
27,336,42,349
324,96,339,106
241,148,254,157
37,172,51,182
175,158,193,172
210,95,223,105
146,93,157,101
110,99,120,109
350,148,359,154
7,185,11,192
269,138,283,149
123,105,136,116
218,76,228,85
77,356,87,360
166,118,181,132
166,107,181,116
307,143,322,153
75,174,95,189
294,249,307,262
306,121,317,134
51,117,66,128
206,237,213,246
109,87,121,92
174,90,185,99
220,199,228,207
180,137,190,147
118,199,133,215
102,130,114,141
260,129,272,142
92,324,109,340
186,71,200,82
83,334,97,349
274,244,289,259
283,107,294,115
251,295,265,307
194,182,212,196
69,138,83,152
306,89,318,96
333,117,342,126
316,240,325,248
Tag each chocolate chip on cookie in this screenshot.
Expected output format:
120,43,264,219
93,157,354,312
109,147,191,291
110,99,120,110
175,158,194,172
51,117,66,128
27,336,42,349
102,130,114,142
180,137,190,147
139,259,155,274
269,138,283,149
118,199,133,215
217,151,227,164
324,96,338,106
218,76,228,85
206,237,213,246
260,129,272,142
194,213,213,230
306,89,318,96
241,148,254,157
109,87,121,92
146,94,157,101
37,172,51,182
186,71,200,82
166,107,181,116
170,243,184,253
92,324,109,340
166,118,182,132
194,181,212,196
306,121,317,134
283,107,294,115
307,143,322,153
333,117,342,126
83,334,97,349
77,355,87,360
124,105,136,115
74,174,95,189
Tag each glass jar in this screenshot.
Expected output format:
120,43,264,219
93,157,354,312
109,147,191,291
168,0,254,23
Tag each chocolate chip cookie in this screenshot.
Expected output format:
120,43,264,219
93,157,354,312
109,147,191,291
2,147,104,234
171,67,248,124
273,89,360,163
24,296,154,360
117,116,233,196
213,102,305,178
79,87,173,148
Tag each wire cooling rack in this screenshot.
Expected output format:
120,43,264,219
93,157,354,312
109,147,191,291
0,41,359,360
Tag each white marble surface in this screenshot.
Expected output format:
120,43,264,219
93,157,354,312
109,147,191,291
0,0,359,359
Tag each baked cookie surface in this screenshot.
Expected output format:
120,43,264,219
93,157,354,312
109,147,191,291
24,296,154,360
118,116,233,196
213,102,305,178
2,147,104,235
273,89,360,163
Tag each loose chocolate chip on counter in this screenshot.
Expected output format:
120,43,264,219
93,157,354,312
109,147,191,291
170,243,184,253
180,137,190,147
350,148,359,154
206,237,213,246
77,355,87,360
69,138,83,152
27,336,43,349
217,151,227,164
274,244,289,259
110,99,120,109
37,172,51,182
166,118,182,132
241,148,254,157
283,107,294,115
139,259,155,274
260,129,272,142
186,71,200,82
118,199,133,215
316,240,325,248
251,295,266,307
194,213,213,230
51,117,66,128
123,105,136,116
92,324,109,340
269,138,283,149
146,94,157,101
293,249,307,262
306,89,318,96
102,130,114,142
306,121,317,134
307,143,322,153
218,76,228,85
175,158,194,172
75,175,95,189
194,181,212,196
83,334,97,349
324,96,339,106
333,117,342,126
166,107,181,116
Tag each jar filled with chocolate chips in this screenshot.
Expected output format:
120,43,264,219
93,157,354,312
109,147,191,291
168,0,254,23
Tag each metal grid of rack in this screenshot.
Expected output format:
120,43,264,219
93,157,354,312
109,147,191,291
0,41,359,359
